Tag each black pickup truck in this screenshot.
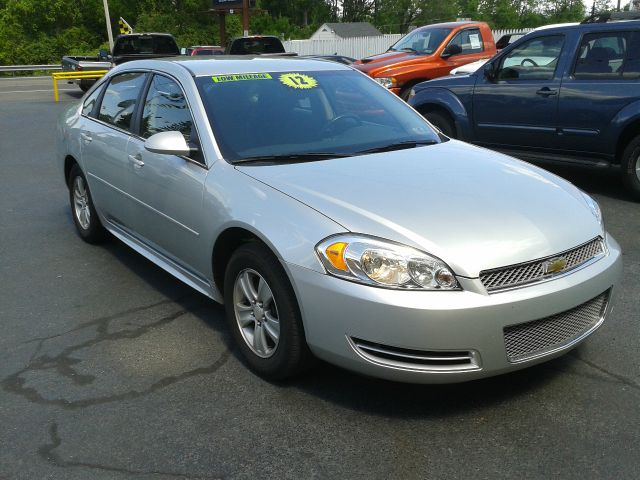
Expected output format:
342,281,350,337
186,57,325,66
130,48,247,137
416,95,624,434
62,33,180,91
224,36,296,56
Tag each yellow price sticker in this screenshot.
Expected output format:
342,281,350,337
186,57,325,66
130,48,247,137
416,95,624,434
279,73,318,89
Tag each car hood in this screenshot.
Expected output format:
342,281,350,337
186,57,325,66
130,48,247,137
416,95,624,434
354,51,427,75
236,141,602,277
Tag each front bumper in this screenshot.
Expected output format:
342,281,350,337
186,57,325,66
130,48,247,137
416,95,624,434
287,234,622,383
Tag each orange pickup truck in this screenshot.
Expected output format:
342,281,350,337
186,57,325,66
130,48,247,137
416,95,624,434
354,21,496,99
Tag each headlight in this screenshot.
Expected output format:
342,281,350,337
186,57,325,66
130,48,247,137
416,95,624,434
316,234,460,290
581,192,604,230
374,77,394,89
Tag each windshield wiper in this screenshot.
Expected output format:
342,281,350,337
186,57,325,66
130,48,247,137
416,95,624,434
399,47,418,53
357,140,438,155
232,152,352,165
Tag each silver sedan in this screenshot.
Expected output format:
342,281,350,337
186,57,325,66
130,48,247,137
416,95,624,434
57,57,622,383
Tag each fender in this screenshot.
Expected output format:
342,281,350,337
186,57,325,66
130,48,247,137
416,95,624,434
607,99,640,155
201,162,346,283
409,86,473,141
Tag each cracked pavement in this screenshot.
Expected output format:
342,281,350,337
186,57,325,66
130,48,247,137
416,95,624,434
0,80,639,479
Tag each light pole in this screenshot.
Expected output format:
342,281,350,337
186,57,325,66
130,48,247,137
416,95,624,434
102,0,114,52
243,0,250,37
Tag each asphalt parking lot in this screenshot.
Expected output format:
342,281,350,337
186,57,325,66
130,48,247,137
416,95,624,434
0,76,639,480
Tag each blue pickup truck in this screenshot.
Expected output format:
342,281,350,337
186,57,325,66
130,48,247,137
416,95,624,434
409,15,640,199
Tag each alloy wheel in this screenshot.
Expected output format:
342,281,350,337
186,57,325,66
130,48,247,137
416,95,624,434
233,269,280,358
73,176,91,230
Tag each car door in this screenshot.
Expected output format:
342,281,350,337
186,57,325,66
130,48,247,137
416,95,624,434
125,73,210,275
472,34,566,150
557,30,640,159
80,71,147,229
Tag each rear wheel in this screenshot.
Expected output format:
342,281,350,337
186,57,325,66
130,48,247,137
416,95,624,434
68,164,106,243
424,111,457,138
621,135,640,201
224,242,312,379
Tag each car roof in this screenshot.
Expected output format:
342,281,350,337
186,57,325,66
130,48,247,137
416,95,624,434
176,57,352,76
415,21,486,30
530,19,640,34
120,57,353,77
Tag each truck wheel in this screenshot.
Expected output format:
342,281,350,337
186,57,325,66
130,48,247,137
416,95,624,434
425,111,457,138
621,135,640,200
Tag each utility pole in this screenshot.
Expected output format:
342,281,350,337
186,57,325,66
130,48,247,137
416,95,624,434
102,0,114,51
243,0,250,36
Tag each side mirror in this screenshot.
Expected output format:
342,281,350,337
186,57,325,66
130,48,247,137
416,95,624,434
442,44,462,58
144,131,192,156
98,49,110,60
483,63,496,81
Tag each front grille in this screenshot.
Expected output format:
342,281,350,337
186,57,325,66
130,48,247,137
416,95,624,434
503,291,609,362
349,337,480,372
480,237,605,292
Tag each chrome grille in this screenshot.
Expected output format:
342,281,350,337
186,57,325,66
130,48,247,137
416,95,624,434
480,237,604,292
504,291,609,362
349,337,480,372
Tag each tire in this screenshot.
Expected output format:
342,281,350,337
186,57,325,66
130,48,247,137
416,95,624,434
621,135,640,200
68,164,106,243
224,242,312,380
79,79,95,92
424,111,457,138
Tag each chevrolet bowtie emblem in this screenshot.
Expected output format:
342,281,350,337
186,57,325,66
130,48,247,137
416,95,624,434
543,257,568,274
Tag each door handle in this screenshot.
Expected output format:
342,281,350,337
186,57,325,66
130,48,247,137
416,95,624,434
80,132,92,143
128,154,145,168
536,87,558,97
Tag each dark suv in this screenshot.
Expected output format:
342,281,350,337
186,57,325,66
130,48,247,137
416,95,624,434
409,15,640,199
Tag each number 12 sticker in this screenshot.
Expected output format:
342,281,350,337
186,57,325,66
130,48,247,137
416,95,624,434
279,73,318,89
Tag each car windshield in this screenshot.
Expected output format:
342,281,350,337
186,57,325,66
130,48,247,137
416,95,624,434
389,27,452,55
195,70,441,162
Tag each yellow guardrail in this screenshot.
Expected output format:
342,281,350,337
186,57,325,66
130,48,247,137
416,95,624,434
51,70,109,102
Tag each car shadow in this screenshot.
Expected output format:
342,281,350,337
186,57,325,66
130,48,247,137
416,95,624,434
99,237,232,345
542,165,629,201
95,229,576,418
280,353,574,418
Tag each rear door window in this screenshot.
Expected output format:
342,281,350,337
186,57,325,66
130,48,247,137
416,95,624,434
574,31,629,79
98,72,147,131
622,32,640,79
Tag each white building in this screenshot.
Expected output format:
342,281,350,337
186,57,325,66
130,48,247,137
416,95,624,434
310,22,382,41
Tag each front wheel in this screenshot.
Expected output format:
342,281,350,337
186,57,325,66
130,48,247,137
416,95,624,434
621,135,640,201
224,242,312,379
424,111,457,138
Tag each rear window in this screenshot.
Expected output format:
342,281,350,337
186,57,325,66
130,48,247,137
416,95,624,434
228,38,284,55
113,36,179,56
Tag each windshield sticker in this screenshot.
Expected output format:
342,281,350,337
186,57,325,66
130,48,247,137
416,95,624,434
279,73,318,89
211,73,272,83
